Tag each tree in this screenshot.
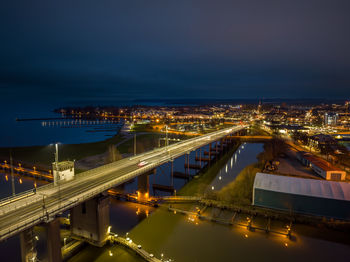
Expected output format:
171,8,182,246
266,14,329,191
106,145,123,164
257,138,287,163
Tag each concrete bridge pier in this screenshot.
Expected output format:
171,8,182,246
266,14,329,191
208,143,212,167
220,138,224,154
20,228,36,262
70,195,110,247
20,219,62,262
138,169,155,200
184,153,190,177
45,218,62,262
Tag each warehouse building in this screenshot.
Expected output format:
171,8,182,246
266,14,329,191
297,151,346,181
253,173,350,220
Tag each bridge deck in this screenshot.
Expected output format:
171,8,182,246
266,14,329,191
0,125,246,241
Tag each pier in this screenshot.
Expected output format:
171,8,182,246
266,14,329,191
168,206,292,238
109,233,163,262
1,162,53,181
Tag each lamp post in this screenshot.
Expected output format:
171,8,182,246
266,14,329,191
54,143,59,186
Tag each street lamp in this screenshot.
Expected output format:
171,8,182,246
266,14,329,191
51,142,60,186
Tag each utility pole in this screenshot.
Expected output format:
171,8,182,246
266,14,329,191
55,143,62,209
10,150,15,196
134,133,137,155
54,143,59,186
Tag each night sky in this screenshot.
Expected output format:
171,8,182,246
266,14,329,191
1,0,350,103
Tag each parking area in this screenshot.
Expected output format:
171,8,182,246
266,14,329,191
275,149,321,179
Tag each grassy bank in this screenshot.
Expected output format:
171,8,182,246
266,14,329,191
117,133,163,154
216,163,262,205
0,134,125,167
178,142,241,196
0,132,164,169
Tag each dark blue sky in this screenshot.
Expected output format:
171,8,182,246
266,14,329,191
1,0,350,103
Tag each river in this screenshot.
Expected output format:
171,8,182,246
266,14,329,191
1,143,350,261
65,143,350,262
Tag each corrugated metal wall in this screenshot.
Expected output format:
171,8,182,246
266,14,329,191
253,189,350,220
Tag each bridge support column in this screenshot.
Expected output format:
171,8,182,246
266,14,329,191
45,218,62,262
20,228,36,262
208,143,211,167
138,173,149,196
171,160,174,187
138,169,155,200
70,195,110,247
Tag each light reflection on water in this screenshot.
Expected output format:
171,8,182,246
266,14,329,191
210,143,264,191
125,203,350,262
2,142,350,262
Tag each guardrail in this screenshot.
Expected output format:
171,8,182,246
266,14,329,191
0,125,246,240
0,189,36,208
0,197,78,241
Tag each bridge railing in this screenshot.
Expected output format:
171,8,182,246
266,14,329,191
0,127,243,207
0,189,36,208
0,197,79,241
0,125,245,215
0,125,247,240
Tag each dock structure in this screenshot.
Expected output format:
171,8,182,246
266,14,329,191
168,206,292,238
173,171,189,180
195,157,210,162
184,164,202,170
107,190,158,206
160,196,201,203
108,191,201,205
152,184,175,194
109,234,163,262
1,162,53,181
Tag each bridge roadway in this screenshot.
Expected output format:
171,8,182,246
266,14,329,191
0,125,246,241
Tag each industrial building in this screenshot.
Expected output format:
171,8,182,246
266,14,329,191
297,151,346,180
253,173,350,220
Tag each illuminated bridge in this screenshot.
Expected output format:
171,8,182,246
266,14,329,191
0,125,246,262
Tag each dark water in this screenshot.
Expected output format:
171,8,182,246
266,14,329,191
0,98,185,148
0,141,212,261
0,104,122,147
2,139,350,261
71,143,350,262
210,142,263,190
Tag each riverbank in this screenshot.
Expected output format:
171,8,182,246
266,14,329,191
66,140,350,262
206,149,350,233
178,141,241,196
